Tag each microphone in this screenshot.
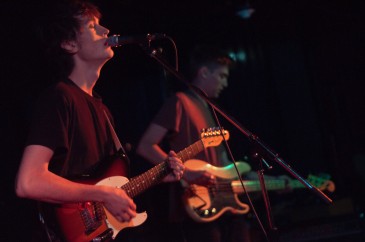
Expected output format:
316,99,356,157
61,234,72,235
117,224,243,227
105,33,167,47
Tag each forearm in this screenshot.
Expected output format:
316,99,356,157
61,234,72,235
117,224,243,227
137,142,167,165
15,145,113,204
16,169,111,204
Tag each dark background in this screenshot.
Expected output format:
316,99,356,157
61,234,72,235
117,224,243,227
1,0,365,241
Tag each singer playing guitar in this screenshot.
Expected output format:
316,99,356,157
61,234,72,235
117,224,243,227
15,1,184,241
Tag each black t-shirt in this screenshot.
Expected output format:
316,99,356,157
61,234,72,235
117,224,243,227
26,79,115,177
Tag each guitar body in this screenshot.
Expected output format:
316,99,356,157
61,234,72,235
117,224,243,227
182,159,251,223
54,176,148,242
48,156,147,242
54,204,111,242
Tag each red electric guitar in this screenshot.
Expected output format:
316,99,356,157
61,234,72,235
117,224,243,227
43,128,229,242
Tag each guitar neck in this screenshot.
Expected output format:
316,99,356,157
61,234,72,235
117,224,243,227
121,139,205,198
232,179,305,193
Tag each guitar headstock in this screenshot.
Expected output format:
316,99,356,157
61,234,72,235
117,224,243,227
200,127,230,148
307,174,335,192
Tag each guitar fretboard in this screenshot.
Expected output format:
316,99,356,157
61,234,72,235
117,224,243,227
233,180,290,192
121,139,205,198
232,179,316,193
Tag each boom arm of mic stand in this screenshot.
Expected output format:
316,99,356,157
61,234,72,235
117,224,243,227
146,47,333,205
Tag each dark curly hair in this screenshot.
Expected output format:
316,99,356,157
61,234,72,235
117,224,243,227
34,0,101,80
188,45,234,80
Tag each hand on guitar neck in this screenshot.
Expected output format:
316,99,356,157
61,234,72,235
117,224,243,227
182,169,217,186
181,158,252,186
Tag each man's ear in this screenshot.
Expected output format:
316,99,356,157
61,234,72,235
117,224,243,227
61,40,78,53
198,66,210,79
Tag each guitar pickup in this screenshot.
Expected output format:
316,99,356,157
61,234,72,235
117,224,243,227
196,207,217,217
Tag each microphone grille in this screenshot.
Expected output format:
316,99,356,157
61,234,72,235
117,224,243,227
105,34,120,47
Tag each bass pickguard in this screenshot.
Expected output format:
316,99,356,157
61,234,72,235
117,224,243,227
182,159,250,222
184,180,250,222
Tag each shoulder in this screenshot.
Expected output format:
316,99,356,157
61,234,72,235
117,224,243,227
40,80,71,96
159,92,189,109
175,91,189,99
53,80,81,99
173,91,195,104
35,80,83,111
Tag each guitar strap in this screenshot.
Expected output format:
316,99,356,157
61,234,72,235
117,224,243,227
103,110,123,151
103,110,131,176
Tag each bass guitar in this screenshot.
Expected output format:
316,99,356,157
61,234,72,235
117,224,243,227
50,128,229,242
182,159,335,223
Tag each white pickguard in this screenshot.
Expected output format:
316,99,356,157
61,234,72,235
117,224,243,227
96,176,148,239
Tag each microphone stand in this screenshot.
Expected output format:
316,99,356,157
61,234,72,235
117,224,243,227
142,46,333,241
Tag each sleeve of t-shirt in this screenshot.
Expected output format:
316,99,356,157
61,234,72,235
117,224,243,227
26,87,70,152
152,94,183,133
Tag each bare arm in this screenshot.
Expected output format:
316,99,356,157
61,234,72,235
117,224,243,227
15,145,136,222
136,123,184,181
137,123,210,185
136,123,169,164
